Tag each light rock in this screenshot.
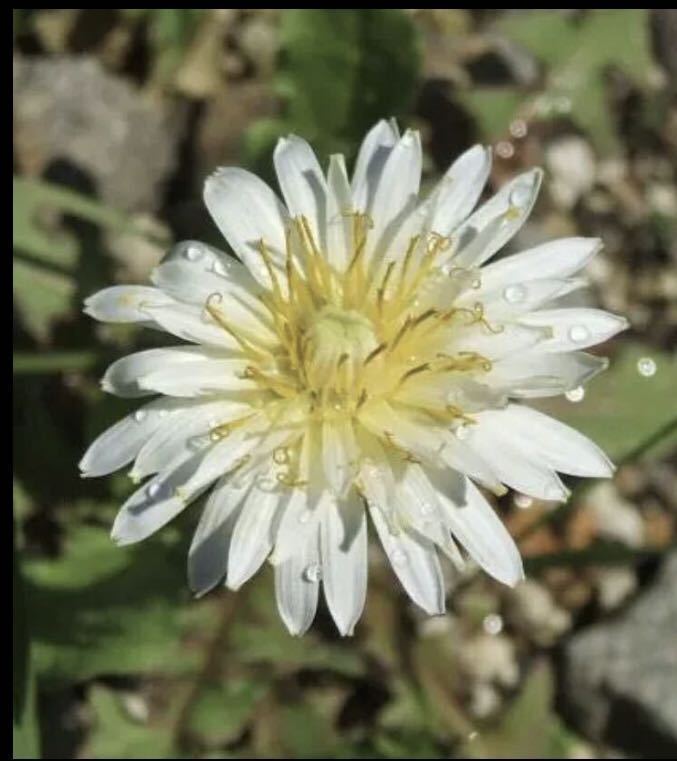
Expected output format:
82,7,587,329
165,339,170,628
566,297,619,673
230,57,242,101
545,136,596,210
506,579,571,646
560,552,677,756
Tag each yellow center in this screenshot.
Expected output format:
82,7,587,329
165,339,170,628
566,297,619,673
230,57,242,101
205,214,500,434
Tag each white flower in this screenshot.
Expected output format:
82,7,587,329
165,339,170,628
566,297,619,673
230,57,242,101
81,120,627,636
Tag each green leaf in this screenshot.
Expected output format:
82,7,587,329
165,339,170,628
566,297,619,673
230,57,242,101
24,526,198,683
13,175,154,342
244,9,421,171
86,685,175,759
532,343,677,462
13,523,41,760
464,661,579,758
189,678,269,748
463,11,653,152
514,10,652,151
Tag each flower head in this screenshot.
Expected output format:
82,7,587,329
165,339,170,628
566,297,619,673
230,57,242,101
81,120,627,635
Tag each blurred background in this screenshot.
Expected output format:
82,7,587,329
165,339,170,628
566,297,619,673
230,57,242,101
12,9,677,759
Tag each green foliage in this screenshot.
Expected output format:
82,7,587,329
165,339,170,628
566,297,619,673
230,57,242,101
463,10,653,153
188,679,269,748
244,9,421,178
13,525,41,760
469,662,578,758
86,686,175,759
24,526,195,684
13,176,153,342
534,343,677,462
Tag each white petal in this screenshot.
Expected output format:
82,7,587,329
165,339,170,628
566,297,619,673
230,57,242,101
111,452,207,545
322,418,358,497
320,492,368,636
83,286,171,323
446,321,546,362
273,135,327,249
226,477,282,590
368,130,422,262
101,346,230,397
450,169,543,269
151,259,275,339
396,464,465,569
439,434,505,496
479,405,614,478
488,351,609,398
461,413,570,501
519,308,629,352
326,154,353,272
203,167,289,288
479,237,602,292
275,524,320,636
369,503,445,615
188,472,253,595
130,399,250,480
351,119,399,211
466,278,585,319
139,301,239,349
79,398,184,478
428,144,492,235
429,470,524,587
137,359,253,397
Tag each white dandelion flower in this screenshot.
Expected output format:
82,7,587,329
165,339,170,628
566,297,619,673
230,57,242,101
80,120,627,636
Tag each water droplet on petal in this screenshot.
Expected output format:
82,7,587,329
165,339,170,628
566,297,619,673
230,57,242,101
147,482,161,499
509,183,531,208
209,431,222,442
303,563,322,582
513,493,533,510
185,245,203,262
298,510,312,525
637,357,656,377
419,501,434,517
482,613,503,635
568,325,590,343
391,547,408,567
502,284,527,304
133,409,147,423
565,386,585,403
158,409,169,418
211,259,230,276
455,425,470,440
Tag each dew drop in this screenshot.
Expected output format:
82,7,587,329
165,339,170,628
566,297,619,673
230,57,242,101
298,510,312,525
496,140,514,159
455,425,469,440
211,259,230,277
513,493,533,510
419,501,434,517
565,386,585,403
133,409,147,423
502,283,527,304
391,547,409,567
509,119,528,139
637,357,656,377
303,563,322,582
568,325,590,343
147,482,161,499
158,409,169,418
209,431,222,443
509,183,531,208
482,613,504,636
185,245,203,262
